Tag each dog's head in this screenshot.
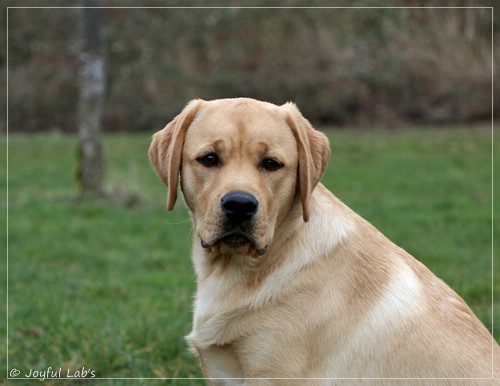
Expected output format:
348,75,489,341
149,98,330,257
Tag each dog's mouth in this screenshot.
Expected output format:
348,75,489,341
221,232,251,248
200,232,267,256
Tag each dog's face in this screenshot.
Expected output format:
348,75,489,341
149,98,330,257
181,99,299,256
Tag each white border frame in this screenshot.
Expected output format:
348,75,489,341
5,4,496,382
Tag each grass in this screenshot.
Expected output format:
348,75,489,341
2,127,498,385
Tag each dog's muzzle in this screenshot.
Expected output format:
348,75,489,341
200,190,268,256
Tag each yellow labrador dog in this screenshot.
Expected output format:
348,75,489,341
149,98,499,384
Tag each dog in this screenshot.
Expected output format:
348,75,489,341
149,98,499,385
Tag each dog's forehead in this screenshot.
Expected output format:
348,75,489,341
186,99,296,147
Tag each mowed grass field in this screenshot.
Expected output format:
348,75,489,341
3,127,499,385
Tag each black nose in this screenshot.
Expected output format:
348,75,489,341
221,190,258,223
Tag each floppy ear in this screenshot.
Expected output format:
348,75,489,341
149,99,203,211
282,102,331,222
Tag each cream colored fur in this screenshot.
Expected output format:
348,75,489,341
149,98,500,385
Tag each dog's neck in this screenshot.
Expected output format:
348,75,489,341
188,184,363,347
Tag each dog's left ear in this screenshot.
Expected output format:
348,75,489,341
149,99,204,211
282,102,331,222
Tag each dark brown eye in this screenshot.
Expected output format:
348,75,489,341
262,158,283,171
197,153,220,167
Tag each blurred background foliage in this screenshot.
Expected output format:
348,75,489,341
3,0,497,132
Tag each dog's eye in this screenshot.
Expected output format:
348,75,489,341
197,153,220,167
261,158,284,171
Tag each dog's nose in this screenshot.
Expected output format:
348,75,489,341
221,191,258,223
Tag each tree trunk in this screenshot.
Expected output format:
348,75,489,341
76,0,105,196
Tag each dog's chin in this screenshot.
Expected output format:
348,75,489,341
201,232,268,257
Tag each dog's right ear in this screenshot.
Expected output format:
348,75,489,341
149,99,203,211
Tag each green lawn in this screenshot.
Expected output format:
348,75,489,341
2,127,498,385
